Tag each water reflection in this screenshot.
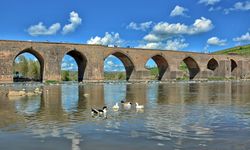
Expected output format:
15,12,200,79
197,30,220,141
0,82,250,149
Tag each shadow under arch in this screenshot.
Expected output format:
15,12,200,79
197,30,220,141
230,59,237,72
183,57,200,80
62,50,87,82
145,55,168,80
104,51,135,81
13,48,44,82
207,58,219,71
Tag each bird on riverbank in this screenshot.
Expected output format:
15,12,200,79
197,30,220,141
112,103,119,111
135,103,144,109
91,106,107,116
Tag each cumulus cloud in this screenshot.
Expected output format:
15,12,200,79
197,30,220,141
138,38,189,50
224,1,250,14
27,11,82,36
170,5,188,17
104,56,125,72
143,17,213,42
207,37,227,46
62,11,82,34
198,0,221,5
127,21,153,31
87,32,123,47
233,32,250,42
27,22,61,36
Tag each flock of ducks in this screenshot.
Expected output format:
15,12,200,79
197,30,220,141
91,100,144,117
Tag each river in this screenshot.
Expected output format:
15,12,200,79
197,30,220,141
0,81,250,150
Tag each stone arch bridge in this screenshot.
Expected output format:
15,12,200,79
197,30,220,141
0,40,249,83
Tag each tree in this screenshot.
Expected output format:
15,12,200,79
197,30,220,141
29,60,40,80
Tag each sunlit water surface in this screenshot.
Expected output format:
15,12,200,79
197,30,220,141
1,82,250,150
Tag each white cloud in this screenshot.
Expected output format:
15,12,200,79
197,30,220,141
87,32,123,47
143,34,161,42
224,1,250,14
127,21,153,31
170,5,188,17
207,37,227,46
138,38,189,50
208,6,222,12
27,22,61,36
62,11,82,34
199,0,221,5
143,17,213,42
104,56,126,72
233,32,250,42
107,61,114,66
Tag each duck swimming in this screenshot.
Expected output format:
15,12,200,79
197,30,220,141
112,103,119,111
135,103,144,109
121,100,132,110
91,106,107,116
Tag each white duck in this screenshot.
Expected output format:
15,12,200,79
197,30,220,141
135,103,144,109
112,103,119,111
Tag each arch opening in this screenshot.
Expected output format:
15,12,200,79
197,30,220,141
207,58,219,71
230,59,237,72
61,50,87,82
13,49,44,82
145,55,168,80
179,57,200,80
104,52,134,81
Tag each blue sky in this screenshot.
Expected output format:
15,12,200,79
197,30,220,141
2,0,250,71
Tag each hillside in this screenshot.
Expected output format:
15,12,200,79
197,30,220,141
214,44,250,56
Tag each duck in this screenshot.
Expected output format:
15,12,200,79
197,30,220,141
135,103,144,109
121,100,132,110
91,106,107,116
112,103,119,111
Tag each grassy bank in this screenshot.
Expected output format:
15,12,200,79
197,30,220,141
214,44,250,56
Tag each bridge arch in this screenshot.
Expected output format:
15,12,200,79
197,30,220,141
61,50,87,82
182,56,200,80
207,58,219,71
145,54,168,80
13,48,44,82
104,51,135,80
230,59,237,72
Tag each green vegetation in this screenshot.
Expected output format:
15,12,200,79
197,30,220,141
61,70,78,81
178,62,189,79
13,55,40,81
45,80,60,84
145,67,159,80
214,44,250,56
207,77,226,81
104,72,126,80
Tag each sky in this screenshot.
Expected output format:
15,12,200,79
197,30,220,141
2,0,250,71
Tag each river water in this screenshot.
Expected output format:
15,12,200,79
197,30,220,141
0,81,250,150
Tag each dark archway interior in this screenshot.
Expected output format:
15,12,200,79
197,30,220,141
230,59,237,72
108,52,135,81
207,58,219,71
66,50,87,82
151,55,168,80
13,48,44,82
183,57,200,80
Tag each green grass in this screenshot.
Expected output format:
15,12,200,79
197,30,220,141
214,44,250,56
45,80,60,84
104,72,126,80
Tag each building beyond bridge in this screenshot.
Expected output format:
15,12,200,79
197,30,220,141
0,40,249,83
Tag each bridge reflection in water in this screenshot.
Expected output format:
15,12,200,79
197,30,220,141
0,82,250,149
